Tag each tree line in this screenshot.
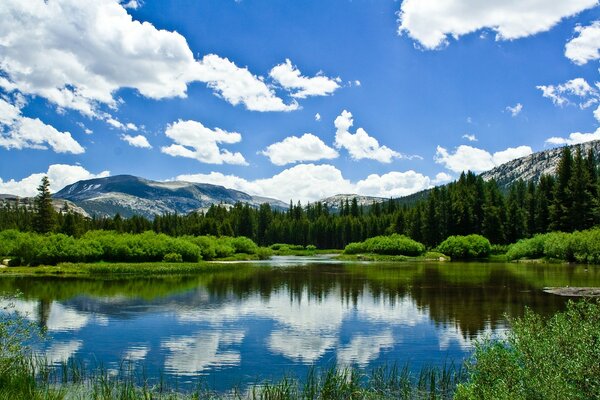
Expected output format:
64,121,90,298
1,147,598,249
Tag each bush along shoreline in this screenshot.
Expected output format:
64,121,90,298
3,228,600,269
0,230,271,266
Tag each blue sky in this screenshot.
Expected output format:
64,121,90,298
1,0,600,202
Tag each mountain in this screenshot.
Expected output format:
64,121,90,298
0,194,90,217
318,194,386,211
481,140,600,188
53,175,288,219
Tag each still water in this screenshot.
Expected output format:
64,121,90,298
1,256,599,391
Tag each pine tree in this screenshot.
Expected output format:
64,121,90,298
550,147,573,231
33,176,56,233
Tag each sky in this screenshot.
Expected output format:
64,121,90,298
1,0,600,203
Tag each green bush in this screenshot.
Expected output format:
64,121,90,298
162,253,183,263
256,247,273,260
305,245,317,251
344,234,425,256
230,236,258,254
505,228,600,263
456,300,600,400
506,234,549,260
436,234,491,259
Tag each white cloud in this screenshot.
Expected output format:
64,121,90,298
0,0,295,115
537,78,597,107
176,163,443,203
506,103,523,117
462,134,477,142
355,171,434,197
398,0,598,50
0,164,110,197
433,172,453,184
269,59,340,99
492,145,533,165
595,105,600,122
334,110,404,163
435,144,532,173
0,99,84,154
121,134,152,149
260,133,338,165
545,127,600,145
565,21,600,65
121,0,141,9
196,54,297,112
161,120,247,165
315,113,321,121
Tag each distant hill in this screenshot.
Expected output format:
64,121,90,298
480,140,600,188
53,175,288,219
0,194,90,217
318,194,386,211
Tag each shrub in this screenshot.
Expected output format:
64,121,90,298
506,234,549,260
256,247,273,260
436,234,491,259
455,300,600,399
305,245,317,251
344,234,425,256
504,228,600,263
163,253,183,263
230,236,258,254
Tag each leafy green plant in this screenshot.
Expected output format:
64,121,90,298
344,234,425,256
436,235,491,259
456,300,600,400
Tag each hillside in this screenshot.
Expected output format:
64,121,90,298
53,175,287,219
480,140,600,188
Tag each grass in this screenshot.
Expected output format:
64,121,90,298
0,358,465,400
336,251,450,262
0,261,243,277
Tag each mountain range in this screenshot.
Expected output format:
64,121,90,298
2,140,599,219
51,175,288,219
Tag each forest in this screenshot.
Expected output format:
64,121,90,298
0,147,598,251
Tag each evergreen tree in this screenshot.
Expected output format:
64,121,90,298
550,147,573,231
33,176,56,233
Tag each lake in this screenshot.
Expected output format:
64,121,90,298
1,256,599,392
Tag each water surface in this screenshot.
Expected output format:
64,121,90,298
1,257,599,391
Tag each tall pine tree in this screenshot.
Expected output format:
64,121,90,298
34,176,56,233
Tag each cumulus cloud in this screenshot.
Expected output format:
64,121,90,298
315,113,321,121
121,134,152,149
435,144,532,173
269,59,341,99
0,164,110,197
537,78,597,107
260,133,338,165
196,54,298,112
0,0,295,115
546,127,600,145
161,120,247,165
565,21,600,65
0,99,84,154
506,103,523,116
433,172,453,184
398,0,598,50
334,110,407,163
354,171,435,197
176,163,444,203
462,134,477,142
